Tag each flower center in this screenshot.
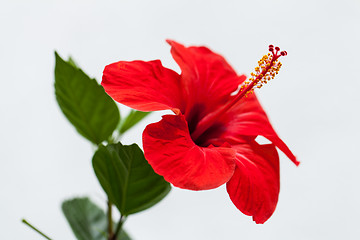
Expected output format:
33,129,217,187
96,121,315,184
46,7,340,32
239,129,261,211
191,45,287,142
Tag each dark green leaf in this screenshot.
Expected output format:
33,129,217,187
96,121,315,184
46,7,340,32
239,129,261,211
62,197,131,240
93,143,171,216
119,110,150,134
54,52,120,144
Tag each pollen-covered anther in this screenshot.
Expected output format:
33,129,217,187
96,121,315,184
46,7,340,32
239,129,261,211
241,45,286,96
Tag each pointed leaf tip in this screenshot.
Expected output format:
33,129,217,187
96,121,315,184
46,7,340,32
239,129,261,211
54,53,120,144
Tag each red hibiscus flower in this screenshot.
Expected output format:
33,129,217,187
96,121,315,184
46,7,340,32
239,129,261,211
102,40,299,224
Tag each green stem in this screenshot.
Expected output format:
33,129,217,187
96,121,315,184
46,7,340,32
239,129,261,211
111,215,126,240
22,219,53,240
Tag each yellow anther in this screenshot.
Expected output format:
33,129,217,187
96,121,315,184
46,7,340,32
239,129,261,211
243,48,285,97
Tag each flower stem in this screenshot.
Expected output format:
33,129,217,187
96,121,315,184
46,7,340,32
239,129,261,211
111,215,126,240
22,219,53,240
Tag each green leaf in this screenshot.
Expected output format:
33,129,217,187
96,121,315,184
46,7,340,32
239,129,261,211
67,56,79,68
93,143,171,216
62,197,131,240
118,110,151,134
54,52,120,144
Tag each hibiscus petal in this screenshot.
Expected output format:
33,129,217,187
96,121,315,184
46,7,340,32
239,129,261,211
207,93,299,165
143,114,236,190
166,40,246,126
102,60,183,113
226,142,280,224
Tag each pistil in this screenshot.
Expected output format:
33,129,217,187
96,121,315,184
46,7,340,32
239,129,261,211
191,45,287,142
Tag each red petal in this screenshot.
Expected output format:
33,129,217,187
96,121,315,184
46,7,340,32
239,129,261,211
226,142,280,224
167,40,246,126
206,93,299,165
102,60,184,113
143,114,236,190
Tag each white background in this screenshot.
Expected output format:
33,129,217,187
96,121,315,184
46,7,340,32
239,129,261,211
1,0,360,239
